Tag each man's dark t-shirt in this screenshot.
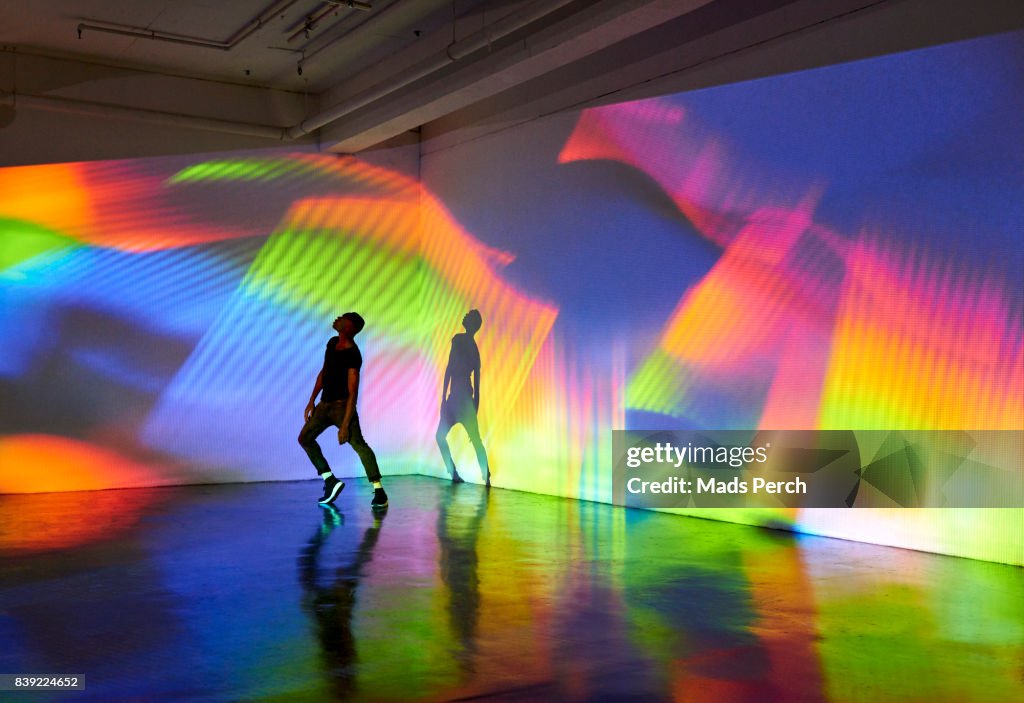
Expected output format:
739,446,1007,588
321,337,362,402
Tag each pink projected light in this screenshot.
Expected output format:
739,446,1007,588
559,99,821,249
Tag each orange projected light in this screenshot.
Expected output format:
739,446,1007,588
0,488,160,555
625,198,846,428
821,236,1023,430
0,434,163,494
0,163,94,236
0,434,167,554
1,160,262,254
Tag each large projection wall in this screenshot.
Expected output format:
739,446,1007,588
2,31,1021,564
420,30,1023,565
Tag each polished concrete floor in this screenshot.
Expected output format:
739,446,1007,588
1,476,1022,702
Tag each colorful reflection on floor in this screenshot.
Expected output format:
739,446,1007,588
1,477,1021,702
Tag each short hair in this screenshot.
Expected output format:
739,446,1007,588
341,312,365,334
464,309,482,333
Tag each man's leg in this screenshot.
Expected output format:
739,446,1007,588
347,413,387,509
460,407,490,486
346,412,381,483
299,403,345,504
298,404,333,475
435,408,462,482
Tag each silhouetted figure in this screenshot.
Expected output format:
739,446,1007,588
298,505,386,699
299,312,388,509
436,310,490,485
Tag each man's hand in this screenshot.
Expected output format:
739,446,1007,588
337,426,350,444
304,401,315,423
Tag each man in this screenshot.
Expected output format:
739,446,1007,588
436,309,490,486
299,312,388,509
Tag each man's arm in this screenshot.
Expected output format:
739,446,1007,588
305,370,323,421
441,362,452,410
472,341,481,411
338,368,359,443
440,339,456,410
472,361,481,411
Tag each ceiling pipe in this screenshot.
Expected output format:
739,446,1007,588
0,90,288,140
286,0,578,139
286,3,338,44
296,0,405,72
327,1,373,10
286,1,373,44
77,0,302,51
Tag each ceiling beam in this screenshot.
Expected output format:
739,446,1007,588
318,0,716,152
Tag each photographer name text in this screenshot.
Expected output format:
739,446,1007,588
626,475,807,495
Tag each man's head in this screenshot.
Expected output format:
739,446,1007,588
333,312,365,337
462,309,482,334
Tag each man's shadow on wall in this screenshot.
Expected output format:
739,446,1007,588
436,309,490,486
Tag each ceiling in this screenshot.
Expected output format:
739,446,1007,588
1,0,523,93
1,0,1021,162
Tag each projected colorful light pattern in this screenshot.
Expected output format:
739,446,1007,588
555,78,1021,564
559,101,1022,433
0,153,602,555
2,31,1022,565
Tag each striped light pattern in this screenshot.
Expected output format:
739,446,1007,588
142,158,561,479
821,234,1022,430
417,195,624,501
